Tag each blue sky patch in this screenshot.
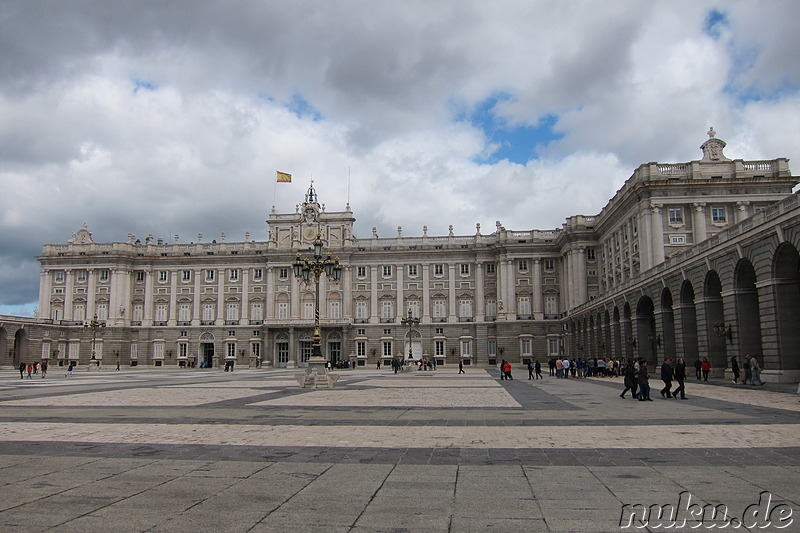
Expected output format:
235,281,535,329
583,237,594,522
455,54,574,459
133,79,158,93
462,94,563,164
703,9,727,39
288,93,323,121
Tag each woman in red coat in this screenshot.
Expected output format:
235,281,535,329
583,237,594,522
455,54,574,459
502,360,513,380
700,358,711,382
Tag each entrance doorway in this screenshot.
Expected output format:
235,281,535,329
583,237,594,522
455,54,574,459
328,341,341,364
201,343,214,368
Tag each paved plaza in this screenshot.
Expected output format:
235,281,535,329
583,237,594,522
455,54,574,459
0,366,797,532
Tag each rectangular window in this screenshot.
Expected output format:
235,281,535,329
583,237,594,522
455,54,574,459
486,263,495,275
488,339,497,356
253,268,263,281
179,343,188,358
460,340,471,357
182,270,191,282
670,235,686,245
229,269,239,281
226,303,239,322
521,338,532,356
383,341,393,357
587,248,596,261
76,270,87,282
96,303,108,321
329,301,341,319
154,304,168,322
356,340,366,357
154,343,164,360
712,207,726,223
279,268,289,280
251,342,260,358
486,299,497,318
277,342,289,364
99,270,109,282
668,207,683,224
277,302,289,320
408,265,417,277
133,304,143,322
434,264,444,276
178,304,191,322
544,259,555,271
159,271,168,282
432,299,446,318
205,270,215,282
545,295,558,317
435,327,444,335
381,300,394,320
517,296,531,316
202,303,215,322
227,343,236,358
130,343,138,360
458,299,472,319
407,300,420,318
136,271,145,283
73,304,86,322
460,264,470,275
435,340,445,357
250,302,263,321
356,301,368,320
518,260,528,272
303,301,314,320
382,265,392,277
548,339,559,356
357,266,367,278
54,271,65,283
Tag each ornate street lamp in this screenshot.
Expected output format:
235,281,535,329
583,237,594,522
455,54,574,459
84,314,105,366
400,309,420,363
293,233,342,373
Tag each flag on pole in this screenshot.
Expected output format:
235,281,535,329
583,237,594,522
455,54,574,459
276,171,292,183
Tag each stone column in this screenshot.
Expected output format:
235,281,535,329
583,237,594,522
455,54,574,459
693,203,707,244
241,268,249,324
265,267,274,320
216,269,225,325
504,260,516,318
650,204,665,265
422,264,431,321
370,266,379,322
475,260,485,321
396,263,404,319
640,208,653,271
143,270,153,326
192,269,201,326
168,270,178,325
64,269,74,321
448,263,457,320
577,248,588,306
86,269,96,318
38,269,51,320
533,258,543,320
342,266,353,319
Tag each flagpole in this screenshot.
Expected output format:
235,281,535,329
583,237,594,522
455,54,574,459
272,176,277,212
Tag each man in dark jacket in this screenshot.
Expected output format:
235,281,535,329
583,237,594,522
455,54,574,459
672,358,688,399
637,360,652,401
660,357,674,398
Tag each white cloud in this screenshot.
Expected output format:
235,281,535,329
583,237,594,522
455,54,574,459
0,0,797,307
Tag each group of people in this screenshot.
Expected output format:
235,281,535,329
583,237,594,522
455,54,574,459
620,356,688,401
548,357,627,379
18,361,48,379
729,353,765,386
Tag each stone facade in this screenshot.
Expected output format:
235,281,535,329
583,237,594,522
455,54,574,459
2,131,797,381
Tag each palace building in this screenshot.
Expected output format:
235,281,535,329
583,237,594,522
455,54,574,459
3,129,798,381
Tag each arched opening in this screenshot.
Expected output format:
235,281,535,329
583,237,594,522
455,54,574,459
679,280,699,362
660,288,675,361
774,243,800,371
13,329,27,366
623,302,633,360
198,332,215,368
704,271,727,371
636,296,656,365
612,307,622,359
734,259,763,358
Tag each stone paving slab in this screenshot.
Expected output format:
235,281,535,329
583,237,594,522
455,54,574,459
0,368,798,532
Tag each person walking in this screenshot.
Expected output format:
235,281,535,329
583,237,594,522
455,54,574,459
562,358,570,378
743,353,752,385
620,359,637,399
660,357,674,398
534,359,542,380
637,360,652,401
502,360,513,380
19,361,25,379
700,358,711,382
750,354,764,385
527,360,534,380
730,355,740,384
555,358,563,378
499,360,507,380
672,357,688,399
548,358,556,376
458,360,465,374
41,360,48,379
694,358,702,380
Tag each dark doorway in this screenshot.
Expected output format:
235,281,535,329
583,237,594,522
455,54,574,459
201,343,214,368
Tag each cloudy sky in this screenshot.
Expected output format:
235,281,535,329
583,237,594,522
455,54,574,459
1,0,799,316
